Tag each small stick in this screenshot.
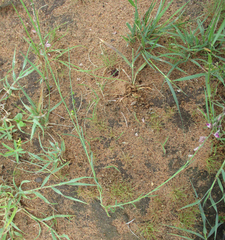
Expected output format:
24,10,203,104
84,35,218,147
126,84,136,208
153,83,164,97
77,94,83,113
126,218,139,239
122,68,131,81
121,112,128,127
51,112,66,119
88,47,98,67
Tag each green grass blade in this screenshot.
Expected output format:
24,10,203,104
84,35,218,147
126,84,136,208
173,73,206,82
51,187,87,204
33,192,52,205
212,18,225,46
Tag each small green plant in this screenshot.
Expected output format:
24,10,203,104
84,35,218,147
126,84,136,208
1,139,26,163
178,207,199,230
13,113,26,132
123,0,186,50
0,112,26,141
26,136,68,183
160,136,169,155
206,146,223,174
169,168,225,239
121,151,132,166
0,177,91,240
148,113,163,132
139,222,158,240
109,180,134,202
170,14,225,67
0,119,17,141
100,49,118,70
0,184,23,239
172,186,187,201
206,0,225,20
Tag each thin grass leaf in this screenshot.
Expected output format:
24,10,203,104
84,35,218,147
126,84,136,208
173,73,206,82
49,99,63,112
104,166,120,172
50,230,57,240
209,194,219,240
212,18,225,46
5,206,17,230
127,0,136,8
52,46,82,60
169,233,196,239
51,187,87,204
99,38,132,67
41,175,51,188
59,234,70,240
20,52,45,79
168,225,205,239
208,222,223,239
42,215,73,222
12,49,17,82
142,52,182,122
60,176,94,185
216,177,224,196
33,191,52,205
13,2,39,54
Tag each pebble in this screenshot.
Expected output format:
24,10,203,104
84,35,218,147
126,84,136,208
35,177,43,183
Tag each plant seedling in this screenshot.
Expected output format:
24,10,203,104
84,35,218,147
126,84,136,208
1,139,26,163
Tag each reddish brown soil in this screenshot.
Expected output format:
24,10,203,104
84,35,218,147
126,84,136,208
0,0,224,239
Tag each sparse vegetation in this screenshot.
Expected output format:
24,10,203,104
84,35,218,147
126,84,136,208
0,0,224,239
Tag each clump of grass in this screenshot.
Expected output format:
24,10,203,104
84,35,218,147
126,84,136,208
206,0,225,19
0,138,26,163
1,0,224,239
169,14,225,68
137,196,163,239
100,49,118,70
171,186,187,202
139,222,158,240
0,179,84,240
123,0,186,49
206,143,224,174
169,169,225,239
149,113,163,132
77,186,99,202
109,180,134,202
177,207,199,230
169,185,200,236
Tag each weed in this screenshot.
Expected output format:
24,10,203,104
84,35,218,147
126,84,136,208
0,180,76,240
109,180,134,202
123,0,186,49
177,207,199,230
148,113,163,132
139,222,158,240
25,136,68,182
205,0,225,19
160,136,169,155
172,187,186,201
164,106,175,120
77,186,99,202
1,139,26,163
170,15,225,67
1,0,224,238
0,119,17,141
100,49,118,70
169,170,225,239
206,144,224,174
121,151,132,166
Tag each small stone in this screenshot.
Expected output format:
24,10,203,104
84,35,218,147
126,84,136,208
35,177,43,183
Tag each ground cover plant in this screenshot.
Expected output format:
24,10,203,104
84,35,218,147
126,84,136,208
0,0,225,239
